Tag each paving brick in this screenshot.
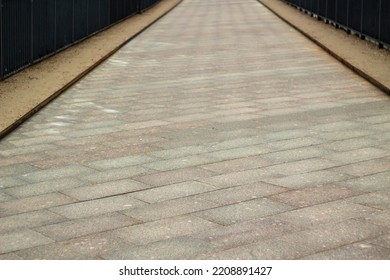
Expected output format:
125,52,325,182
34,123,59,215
36,213,140,241
0,210,66,234
195,198,293,225
0,191,14,202
0,144,57,157
301,242,390,260
330,158,390,177
129,181,218,203
0,230,54,254
4,178,85,198
80,166,150,183
323,148,390,164
133,167,216,187
143,155,218,171
20,165,97,183
0,163,40,178
122,196,219,222
260,146,326,163
368,234,390,249
101,237,217,260
276,201,378,227
113,215,221,245
49,194,147,219
0,176,27,189
270,184,361,208
263,170,354,189
62,179,151,200
339,171,390,192
0,193,77,217
0,253,24,260
196,183,288,205
200,156,276,174
200,168,281,188
15,232,131,259
86,155,157,170
262,158,342,176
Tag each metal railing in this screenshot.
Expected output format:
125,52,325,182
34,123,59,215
281,0,390,49
0,0,160,80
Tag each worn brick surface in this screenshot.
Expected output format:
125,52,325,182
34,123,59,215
0,0,389,259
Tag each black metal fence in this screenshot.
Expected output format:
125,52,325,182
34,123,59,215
281,0,390,49
0,0,160,80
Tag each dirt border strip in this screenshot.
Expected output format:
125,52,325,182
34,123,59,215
0,0,183,140
257,0,390,96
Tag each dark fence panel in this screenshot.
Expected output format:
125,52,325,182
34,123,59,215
381,0,390,45
336,0,348,27
282,0,390,48
2,0,31,76
33,0,56,61
0,0,160,80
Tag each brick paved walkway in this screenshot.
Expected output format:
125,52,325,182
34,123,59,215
1,0,390,259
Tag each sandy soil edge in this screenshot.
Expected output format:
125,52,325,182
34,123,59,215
0,0,182,139
257,0,390,96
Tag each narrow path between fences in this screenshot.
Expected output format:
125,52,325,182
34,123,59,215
0,0,389,259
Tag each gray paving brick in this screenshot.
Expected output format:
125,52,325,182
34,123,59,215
49,193,146,219
0,176,27,189
263,170,354,189
368,234,390,249
129,181,218,203
200,156,277,174
0,191,14,202
360,210,390,228
133,167,216,187
143,155,219,171
122,196,219,222
323,148,390,164
101,237,217,260
0,210,66,234
80,166,150,183
15,232,131,259
276,201,378,227
4,178,85,198
0,163,40,178
0,144,57,157
0,230,54,254
200,168,281,188
301,242,390,260
0,253,24,260
196,183,288,205
263,158,342,176
339,171,390,192
86,155,157,170
36,213,140,241
330,158,390,177
0,193,77,217
206,145,272,161
21,165,97,183
113,215,221,245
270,184,361,208
195,198,293,225
261,146,326,163
62,179,151,200
348,191,390,210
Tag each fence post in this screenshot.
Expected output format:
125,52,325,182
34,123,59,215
31,0,33,62
378,0,383,47
0,0,3,79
